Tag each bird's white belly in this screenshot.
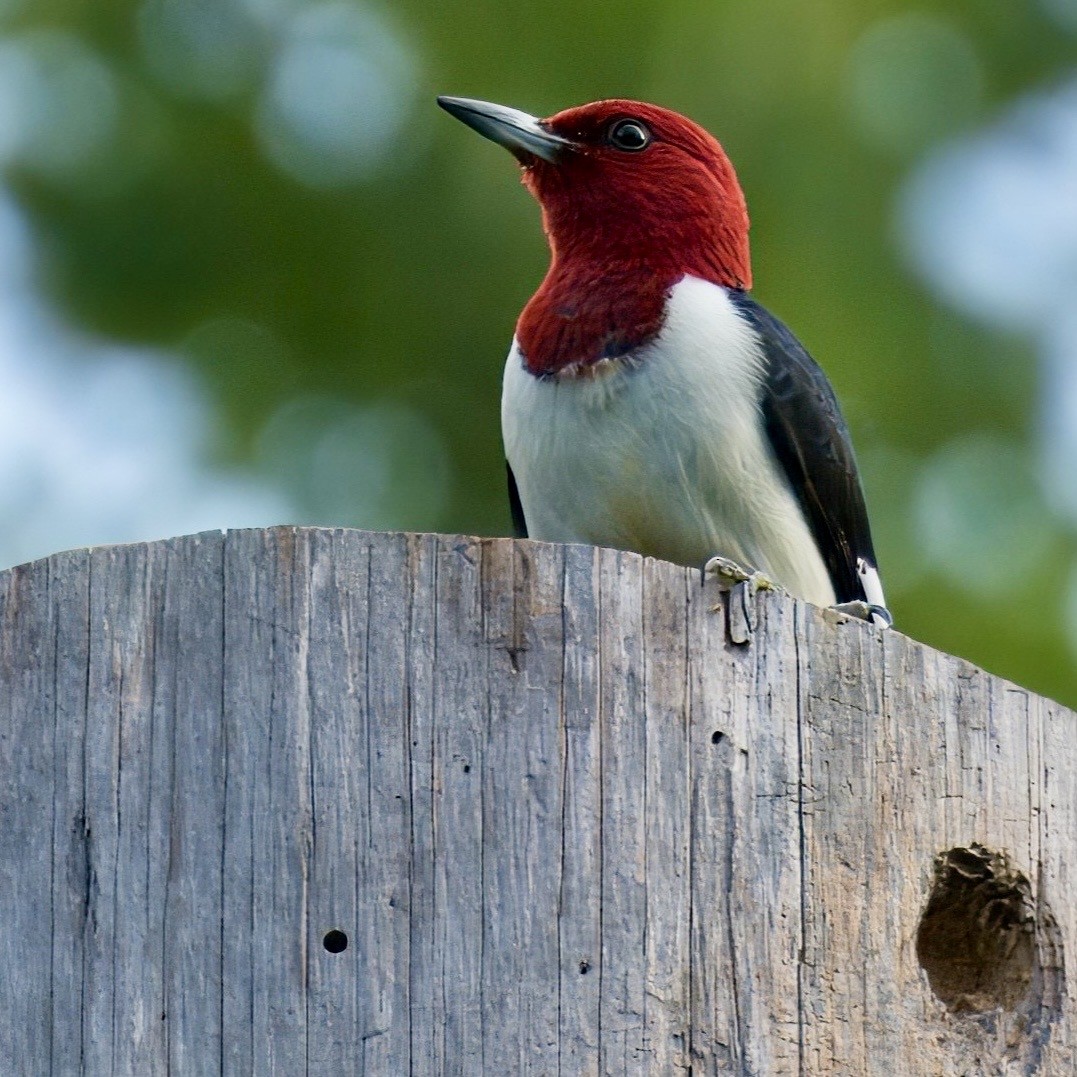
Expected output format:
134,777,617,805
501,276,837,607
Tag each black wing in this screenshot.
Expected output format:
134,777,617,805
730,292,879,605
507,462,528,538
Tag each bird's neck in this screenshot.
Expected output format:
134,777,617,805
516,256,679,378
516,205,752,377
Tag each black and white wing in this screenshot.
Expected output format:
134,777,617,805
730,292,884,609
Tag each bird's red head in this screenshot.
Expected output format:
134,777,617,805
439,96,752,375
524,100,751,290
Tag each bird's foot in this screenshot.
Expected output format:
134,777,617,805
703,555,777,594
824,600,893,629
703,556,780,645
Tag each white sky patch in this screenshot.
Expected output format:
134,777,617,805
255,2,418,188
1041,309,1077,523
138,0,421,185
0,194,292,571
0,31,119,178
900,80,1077,334
900,76,1077,552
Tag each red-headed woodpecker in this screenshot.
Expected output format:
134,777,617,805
438,95,890,626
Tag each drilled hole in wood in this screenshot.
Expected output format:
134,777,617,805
323,930,348,954
711,730,725,745
916,845,1039,1014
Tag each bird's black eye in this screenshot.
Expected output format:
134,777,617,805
608,119,651,152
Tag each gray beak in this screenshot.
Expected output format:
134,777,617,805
437,96,574,164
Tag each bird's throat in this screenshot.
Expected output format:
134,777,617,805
515,260,675,379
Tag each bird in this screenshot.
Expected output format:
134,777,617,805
437,95,890,627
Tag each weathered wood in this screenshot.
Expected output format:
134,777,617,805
0,527,1074,1075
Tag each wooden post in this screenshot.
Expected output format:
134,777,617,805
0,527,1073,1074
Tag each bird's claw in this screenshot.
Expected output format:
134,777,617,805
703,555,780,645
824,600,893,628
703,555,777,595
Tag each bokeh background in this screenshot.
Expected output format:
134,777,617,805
0,0,1074,706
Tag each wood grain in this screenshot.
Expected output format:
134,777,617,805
1,528,1074,1075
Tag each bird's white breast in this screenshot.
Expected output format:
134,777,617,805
501,274,837,607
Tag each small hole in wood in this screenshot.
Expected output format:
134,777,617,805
323,930,348,954
463,764,471,773
711,731,725,745
578,960,590,975
916,845,1037,1014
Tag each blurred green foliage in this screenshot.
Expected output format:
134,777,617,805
2,0,1075,706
